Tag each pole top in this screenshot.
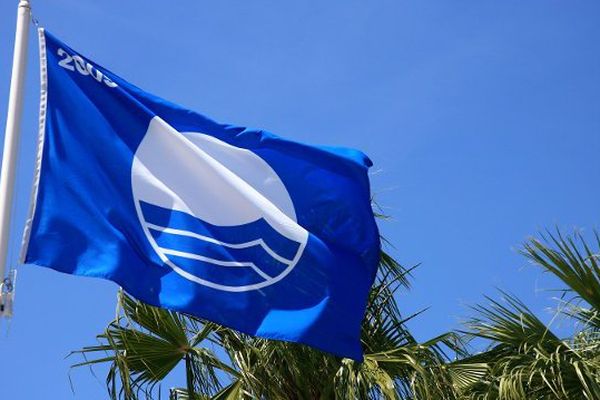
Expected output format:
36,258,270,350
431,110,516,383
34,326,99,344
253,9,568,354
18,0,30,9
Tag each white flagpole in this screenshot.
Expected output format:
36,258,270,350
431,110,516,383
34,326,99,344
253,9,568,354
0,0,31,282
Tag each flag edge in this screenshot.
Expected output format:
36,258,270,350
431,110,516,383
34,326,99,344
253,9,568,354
19,27,47,264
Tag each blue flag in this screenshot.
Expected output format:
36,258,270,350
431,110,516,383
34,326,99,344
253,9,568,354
21,29,380,360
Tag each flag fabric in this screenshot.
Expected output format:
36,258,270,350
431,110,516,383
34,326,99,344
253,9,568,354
21,28,380,360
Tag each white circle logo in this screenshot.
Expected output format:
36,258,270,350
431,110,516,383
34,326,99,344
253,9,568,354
131,117,308,292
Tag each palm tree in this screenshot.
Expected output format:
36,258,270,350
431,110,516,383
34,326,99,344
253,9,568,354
75,230,600,399
73,250,462,400
450,231,600,399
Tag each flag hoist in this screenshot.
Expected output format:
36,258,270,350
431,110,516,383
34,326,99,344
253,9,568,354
0,0,31,318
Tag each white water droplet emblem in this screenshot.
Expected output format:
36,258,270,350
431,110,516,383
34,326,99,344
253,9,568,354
132,117,308,292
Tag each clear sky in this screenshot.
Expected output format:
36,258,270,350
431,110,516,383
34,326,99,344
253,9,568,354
1,1,599,398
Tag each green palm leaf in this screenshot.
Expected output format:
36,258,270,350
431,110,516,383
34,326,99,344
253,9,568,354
455,230,600,400
522,230,600,329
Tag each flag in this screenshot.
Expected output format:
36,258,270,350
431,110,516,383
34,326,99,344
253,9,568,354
21,28,380,360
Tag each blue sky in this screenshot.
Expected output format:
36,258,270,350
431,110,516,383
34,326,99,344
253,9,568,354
1,1,599,398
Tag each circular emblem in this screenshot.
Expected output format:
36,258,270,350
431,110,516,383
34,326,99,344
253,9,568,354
131,117,308,292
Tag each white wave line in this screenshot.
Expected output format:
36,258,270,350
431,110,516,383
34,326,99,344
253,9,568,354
145,222,293,265
159,247,273,280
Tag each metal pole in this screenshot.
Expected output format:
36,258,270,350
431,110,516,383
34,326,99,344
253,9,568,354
0,0,31,281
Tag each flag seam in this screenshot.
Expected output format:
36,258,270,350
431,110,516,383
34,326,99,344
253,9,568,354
19,27,47,264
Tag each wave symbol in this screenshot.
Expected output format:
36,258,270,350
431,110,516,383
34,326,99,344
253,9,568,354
141,202,302,289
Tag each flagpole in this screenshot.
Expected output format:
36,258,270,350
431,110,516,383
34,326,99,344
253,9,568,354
0,0,31,282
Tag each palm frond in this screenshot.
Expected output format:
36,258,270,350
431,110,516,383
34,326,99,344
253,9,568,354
458,290,600,399
522,230,600,329
72,291,230,400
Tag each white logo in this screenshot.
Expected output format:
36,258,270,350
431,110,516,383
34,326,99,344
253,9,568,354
131,117,308,292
